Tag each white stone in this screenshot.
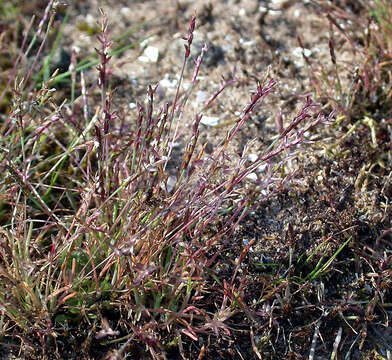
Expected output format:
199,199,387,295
293,47,312,58
196,90,208,104
138,46,159,63
248,154,259,162
160,175,177,192
200,116,219,127
160,75,177,89
257,163,268,173
246,172,258,181
120,7,132,17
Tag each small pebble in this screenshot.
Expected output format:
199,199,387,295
200,116,219,126
138,46,159,63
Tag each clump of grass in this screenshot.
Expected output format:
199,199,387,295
301,0,392,120
0,5,332,359
291,1,392,358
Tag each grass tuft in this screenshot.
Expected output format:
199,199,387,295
1,1,391,359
